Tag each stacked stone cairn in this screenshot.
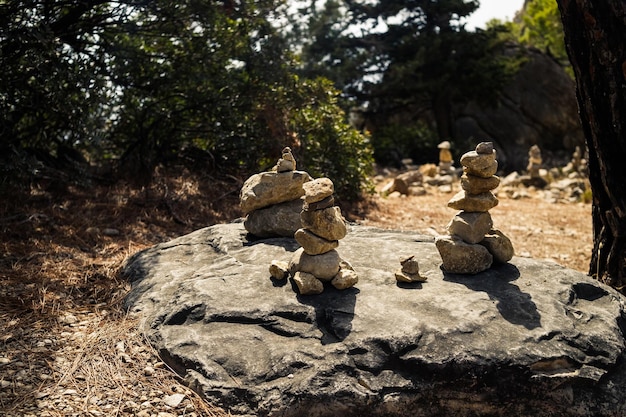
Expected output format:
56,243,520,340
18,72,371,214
437,140,455,176
521,144,548,188
270,177,359,295
240,147,313,238
435,142,514,274
395,255,426,283
425,140,456,192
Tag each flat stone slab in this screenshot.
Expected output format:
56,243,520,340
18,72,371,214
122,222,626,417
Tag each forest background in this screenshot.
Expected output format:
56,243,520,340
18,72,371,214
0,0,568,200
0,1,595,415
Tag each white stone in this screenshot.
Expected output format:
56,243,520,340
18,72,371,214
163,393,186,408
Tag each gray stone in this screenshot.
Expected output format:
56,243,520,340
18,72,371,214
480,229,515,264
244,198,303,238
300,206,347,241
435,234,493,274
289,247,341,281
447,190,499,212
292,271,324,295
304,195,334,212
475,141,494,154
275,158,295,173
240,171,312,214
294,228,338,255
274,147,296,172
461,174,500,195
447,211,493,244
123,223,626,417
302,177,334,204
460,150,498,178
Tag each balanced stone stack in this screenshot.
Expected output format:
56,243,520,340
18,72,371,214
437,140,455,176
240,147,312,238
425,141,456,192
285,177,358,295
394,255,426,283
435,142,514,274
521,144,548,188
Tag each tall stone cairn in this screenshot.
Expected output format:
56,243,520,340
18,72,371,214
286,177,358,295
435,142,514,274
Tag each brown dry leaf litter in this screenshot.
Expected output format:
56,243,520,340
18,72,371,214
0,168,592,416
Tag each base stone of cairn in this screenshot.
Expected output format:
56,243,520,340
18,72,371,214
240,147,312,237
282,177,357,295
436,141,514,274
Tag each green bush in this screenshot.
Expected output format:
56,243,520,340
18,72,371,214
290,78,375,201
370,122,439,167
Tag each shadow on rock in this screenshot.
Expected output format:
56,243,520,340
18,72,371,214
294,282,359,345
443,263,541,330
243,234,300,251
396,281,424,290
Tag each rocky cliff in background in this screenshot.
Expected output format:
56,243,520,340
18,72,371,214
455,47,584,172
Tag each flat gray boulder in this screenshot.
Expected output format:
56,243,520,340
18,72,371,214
122,222,626,417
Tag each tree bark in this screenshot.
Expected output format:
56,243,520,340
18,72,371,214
557,1,626,286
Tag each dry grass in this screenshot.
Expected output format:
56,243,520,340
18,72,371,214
0,167,240,416
0,166,594,416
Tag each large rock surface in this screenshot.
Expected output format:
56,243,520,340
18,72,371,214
123,222,626,417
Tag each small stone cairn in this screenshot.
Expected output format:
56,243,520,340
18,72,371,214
520,144,548,188
270,177,358,295
435,142,514,274
395,255,426,283
240,147,312,238
562,145,588,177
425,141,456,192
437,140,455,176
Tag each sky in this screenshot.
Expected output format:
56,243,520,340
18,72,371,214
463,0,526,30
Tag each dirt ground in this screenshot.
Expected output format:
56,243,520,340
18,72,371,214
349,179,593,273
0,168,593,416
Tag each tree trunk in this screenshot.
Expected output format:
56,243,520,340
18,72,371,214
557,1,626,286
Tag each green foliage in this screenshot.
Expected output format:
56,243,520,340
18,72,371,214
370,122,438,167
0,0,374,200
290,78,374,200
513,0,571,76
294,0,520,159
